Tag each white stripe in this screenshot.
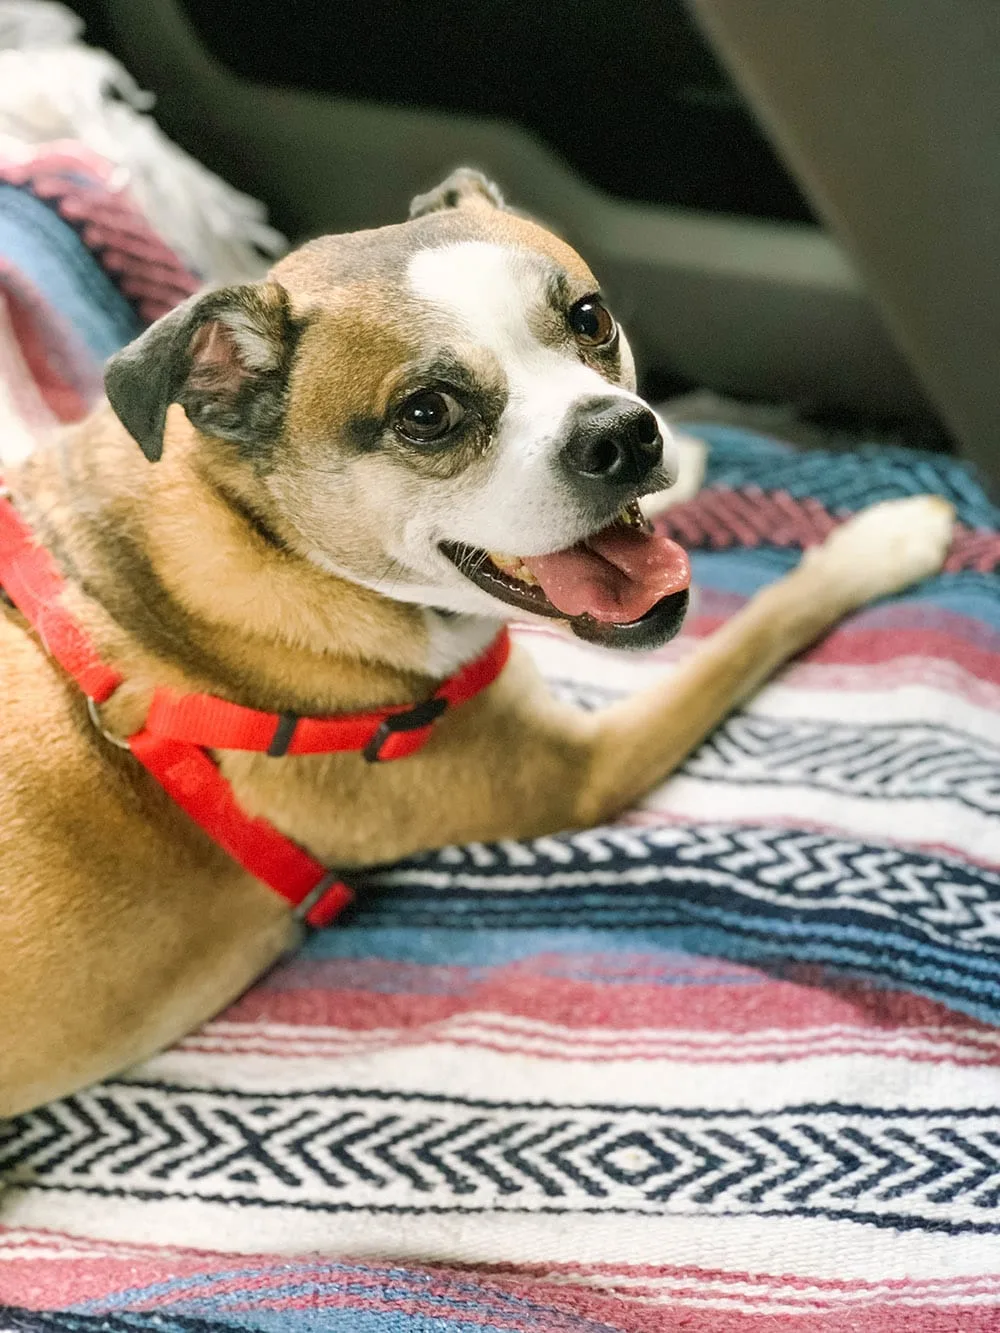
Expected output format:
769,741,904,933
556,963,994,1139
3,1195,997,1280
176,1031,996,1066
139,1045,1000,1111
739,677,1000,737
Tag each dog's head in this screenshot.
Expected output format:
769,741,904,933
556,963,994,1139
105,169,690,649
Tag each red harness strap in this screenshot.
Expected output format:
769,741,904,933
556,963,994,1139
142,629,511,762
0,486,510,928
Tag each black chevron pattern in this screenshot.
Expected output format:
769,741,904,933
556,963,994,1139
4,1085,1000,1233
502,700,1000,812
370,823,1000,961
684,716,1000,814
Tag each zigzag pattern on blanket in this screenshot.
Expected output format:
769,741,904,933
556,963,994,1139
683,715,1000,813
5,1084,1000,1234
445,706,1000,815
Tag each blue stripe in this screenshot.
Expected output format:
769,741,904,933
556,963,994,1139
693,428,1000,529
692,552,1000,627
301,815,1000,1023
345,898,1000,983
305,922,1000,1023
0,186,141,359
53,1307,563,1333
302,924,768,973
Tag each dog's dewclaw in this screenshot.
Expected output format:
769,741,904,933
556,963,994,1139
805,494,955,604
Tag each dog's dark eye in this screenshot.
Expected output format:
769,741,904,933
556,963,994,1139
394,390,465,445
568,296,616,348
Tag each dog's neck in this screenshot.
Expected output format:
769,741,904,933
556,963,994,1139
14,407,500,716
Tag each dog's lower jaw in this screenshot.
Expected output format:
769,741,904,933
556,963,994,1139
568,589,689,650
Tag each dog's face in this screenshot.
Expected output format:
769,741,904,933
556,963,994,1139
105,170,690,649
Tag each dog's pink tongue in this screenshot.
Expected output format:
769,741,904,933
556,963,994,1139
523,525,691,623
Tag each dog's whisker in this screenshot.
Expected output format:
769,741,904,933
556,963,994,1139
376,558,408,590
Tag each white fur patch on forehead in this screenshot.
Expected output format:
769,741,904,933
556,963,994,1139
408,241,552,354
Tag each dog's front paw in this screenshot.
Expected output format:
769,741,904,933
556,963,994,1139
806,495,955,605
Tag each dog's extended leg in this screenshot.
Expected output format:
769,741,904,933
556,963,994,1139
572,495,954,824
220,497,955,869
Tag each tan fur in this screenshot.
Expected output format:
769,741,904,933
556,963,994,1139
0,196,954,1117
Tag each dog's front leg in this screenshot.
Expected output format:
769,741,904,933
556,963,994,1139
570,496,954,826
233,498,953,866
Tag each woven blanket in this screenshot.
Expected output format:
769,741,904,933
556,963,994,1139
0,141,196,464
2,145,1000,1332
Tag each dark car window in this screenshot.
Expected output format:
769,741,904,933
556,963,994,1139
175,0,816,224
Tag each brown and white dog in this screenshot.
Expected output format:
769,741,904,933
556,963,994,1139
0,170,954,1116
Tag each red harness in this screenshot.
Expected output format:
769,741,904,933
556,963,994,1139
0,485,510,928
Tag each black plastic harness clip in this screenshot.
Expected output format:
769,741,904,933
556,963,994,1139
363,696,449,763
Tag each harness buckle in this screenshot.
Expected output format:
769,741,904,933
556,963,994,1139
86,695,132,750
293,869,354,928
363,695,449,763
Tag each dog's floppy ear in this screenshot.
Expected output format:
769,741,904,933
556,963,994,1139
104,282,301,463
409,167,505,219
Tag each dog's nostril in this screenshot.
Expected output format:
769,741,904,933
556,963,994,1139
634,411,660,447
588,437,620,476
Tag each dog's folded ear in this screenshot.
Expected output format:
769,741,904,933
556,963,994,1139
104,283,301,463
409,168,505,219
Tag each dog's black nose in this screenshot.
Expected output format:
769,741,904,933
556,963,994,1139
561,398,662,487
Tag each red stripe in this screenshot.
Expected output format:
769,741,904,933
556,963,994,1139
683,621,1000,682
5,1260,996,1332
218,966,994,1041
0,266,94,420
658,486,1000,577
515,603,1000,686
3,1234,996,1329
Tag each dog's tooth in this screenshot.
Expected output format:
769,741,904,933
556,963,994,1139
488,551,539,587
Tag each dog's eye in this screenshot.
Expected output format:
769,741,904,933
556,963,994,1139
568,296,616,348
394,389,465,445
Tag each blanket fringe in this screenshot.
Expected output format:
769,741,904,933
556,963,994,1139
0,0,286,284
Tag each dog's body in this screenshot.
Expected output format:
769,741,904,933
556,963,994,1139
0,173,954,1115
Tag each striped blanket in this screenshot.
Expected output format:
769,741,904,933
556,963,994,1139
2,145,1000,1332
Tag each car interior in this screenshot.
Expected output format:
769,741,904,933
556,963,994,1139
67,0,998,490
